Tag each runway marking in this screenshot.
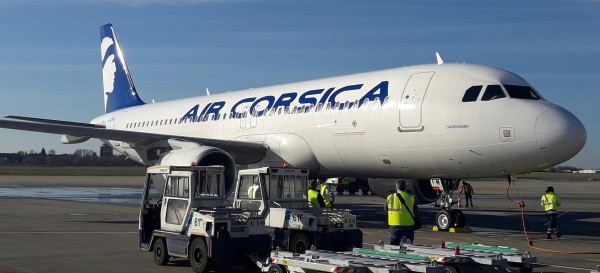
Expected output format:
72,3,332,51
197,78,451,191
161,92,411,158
0,231,136,234
587,259,600,262
536,263,591,271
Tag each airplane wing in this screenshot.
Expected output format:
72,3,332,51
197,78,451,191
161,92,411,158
0,117,268,164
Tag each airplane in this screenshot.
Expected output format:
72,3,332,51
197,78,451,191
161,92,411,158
0,24,587,229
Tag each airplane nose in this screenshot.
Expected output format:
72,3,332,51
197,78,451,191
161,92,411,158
535,106,587,165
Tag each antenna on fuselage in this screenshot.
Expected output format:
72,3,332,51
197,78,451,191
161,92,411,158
435,52,444,65
206,88,211,96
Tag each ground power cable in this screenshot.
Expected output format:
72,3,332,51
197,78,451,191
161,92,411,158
505,178,600,254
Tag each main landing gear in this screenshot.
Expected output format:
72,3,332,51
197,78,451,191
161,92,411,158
430,178,466,231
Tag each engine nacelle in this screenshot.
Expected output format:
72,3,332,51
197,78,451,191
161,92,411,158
368,178,439,205
159,145,237,197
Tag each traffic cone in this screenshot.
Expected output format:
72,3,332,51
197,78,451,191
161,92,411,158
457,195,462,207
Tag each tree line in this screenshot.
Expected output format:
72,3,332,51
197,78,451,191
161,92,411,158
0,149,142,167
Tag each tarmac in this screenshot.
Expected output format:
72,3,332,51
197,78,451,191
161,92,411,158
0,176,599,273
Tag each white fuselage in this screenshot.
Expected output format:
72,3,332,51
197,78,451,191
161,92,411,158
93,63,586,180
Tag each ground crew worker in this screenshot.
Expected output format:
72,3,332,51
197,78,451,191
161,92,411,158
384,180,418,245
247,179,260,199
308,180,326,208
541,186,561,239
459,180,474,207
317,178,334,208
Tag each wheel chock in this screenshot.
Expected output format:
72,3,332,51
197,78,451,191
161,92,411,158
432,226,472,233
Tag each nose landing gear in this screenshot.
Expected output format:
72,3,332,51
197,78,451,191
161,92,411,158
430,178,466,231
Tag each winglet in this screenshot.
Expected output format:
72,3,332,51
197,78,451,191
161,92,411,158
100,24,145,113
435,52,444,65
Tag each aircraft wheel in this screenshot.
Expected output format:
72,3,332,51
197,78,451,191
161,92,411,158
190,238,208,273
153,238,169,266
453,210,466,228
290,232,310,254
268,264,286,273
436,210,454,231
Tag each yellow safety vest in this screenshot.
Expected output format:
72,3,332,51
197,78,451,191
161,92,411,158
248,185,258,199
319,184,332,208
386,191,415,226
308,189,321,207
541,193,560,211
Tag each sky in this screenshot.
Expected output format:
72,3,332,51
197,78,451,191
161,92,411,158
0,0,598,169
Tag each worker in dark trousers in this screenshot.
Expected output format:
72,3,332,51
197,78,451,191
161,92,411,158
541,186,561,239
308,180,326,208
384,180,418,245
459,180,474,207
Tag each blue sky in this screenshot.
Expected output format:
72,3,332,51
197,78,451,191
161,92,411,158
0,0,598,169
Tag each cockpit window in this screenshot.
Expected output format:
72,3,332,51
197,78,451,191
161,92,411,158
462,86,482,102
481,85,506,101
504,85,541,100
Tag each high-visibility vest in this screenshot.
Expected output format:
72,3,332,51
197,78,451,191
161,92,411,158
248,185,259,199
541,193,560,211
308,189,321,207
386,191,415,226
319,184,332,208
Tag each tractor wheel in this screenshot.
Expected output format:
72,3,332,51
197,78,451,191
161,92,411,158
153,238,169,266
189,238,208,273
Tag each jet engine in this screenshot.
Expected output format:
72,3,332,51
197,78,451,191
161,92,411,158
368,178,439,204
159,144,237,197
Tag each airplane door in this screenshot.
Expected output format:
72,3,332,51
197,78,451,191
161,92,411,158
240,106,249,129
398,72,435,132
250,106,260,128
160,174,191,232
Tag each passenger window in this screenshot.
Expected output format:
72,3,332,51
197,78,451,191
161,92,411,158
316,103,323,112
481,85,506,101
462,86,483,102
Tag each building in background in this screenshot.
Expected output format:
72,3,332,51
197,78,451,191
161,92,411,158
100,144,113,157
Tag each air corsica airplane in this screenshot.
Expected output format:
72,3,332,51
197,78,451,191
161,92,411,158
0,24,587,229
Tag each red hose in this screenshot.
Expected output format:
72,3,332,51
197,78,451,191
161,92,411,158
506,180,600,254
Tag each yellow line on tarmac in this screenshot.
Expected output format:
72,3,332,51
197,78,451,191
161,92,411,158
587,258,600,262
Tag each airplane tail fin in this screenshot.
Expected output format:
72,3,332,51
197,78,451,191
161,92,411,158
100,24,145,113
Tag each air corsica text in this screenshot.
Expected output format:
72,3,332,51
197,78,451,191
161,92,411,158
182,81,389,121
